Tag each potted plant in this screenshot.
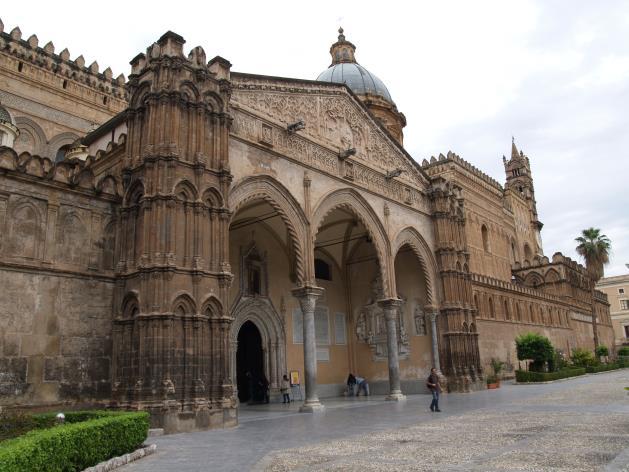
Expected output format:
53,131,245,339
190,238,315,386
486,374,499,389
489,358,505,388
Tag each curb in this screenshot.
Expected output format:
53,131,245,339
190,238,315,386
82,444,157,472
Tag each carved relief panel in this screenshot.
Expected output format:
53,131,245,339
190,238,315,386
355,275,410,361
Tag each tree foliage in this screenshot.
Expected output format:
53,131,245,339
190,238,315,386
515,332,554,372
575,227,611,283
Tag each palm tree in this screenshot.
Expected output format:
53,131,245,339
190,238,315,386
575,228,611,348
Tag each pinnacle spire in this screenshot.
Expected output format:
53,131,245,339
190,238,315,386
511,136,519,159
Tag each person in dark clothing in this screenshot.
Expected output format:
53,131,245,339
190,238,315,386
259,374,270,404
426,367,442,412
346,373,357,396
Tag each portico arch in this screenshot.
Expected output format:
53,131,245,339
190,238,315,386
229,296,286,399
230,175,308,286
392,227,440,306
312,188,392,297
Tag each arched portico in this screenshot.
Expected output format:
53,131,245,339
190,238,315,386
230,175,308,286
311,188,393,297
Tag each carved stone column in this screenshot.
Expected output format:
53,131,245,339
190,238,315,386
292,285,325,412
378,298,405,401
426,306,441,372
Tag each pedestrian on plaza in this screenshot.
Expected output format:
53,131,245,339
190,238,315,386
281,374,291,404
426,367,442,412
259,374,270,404
346,373,357,396
355,374,370,396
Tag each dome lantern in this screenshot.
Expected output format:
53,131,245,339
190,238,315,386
316,28,406,145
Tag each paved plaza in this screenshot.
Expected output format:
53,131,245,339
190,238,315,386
122,370,629,471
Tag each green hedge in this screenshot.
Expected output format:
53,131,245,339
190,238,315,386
586,360,629,373
0,411,149,472
516,367,586,382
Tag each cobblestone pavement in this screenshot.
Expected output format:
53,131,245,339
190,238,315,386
121,370,629,472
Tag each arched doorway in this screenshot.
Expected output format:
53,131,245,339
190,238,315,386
236,320,265,404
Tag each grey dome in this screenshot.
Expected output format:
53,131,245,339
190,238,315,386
0,104,12,124
317,62,394,104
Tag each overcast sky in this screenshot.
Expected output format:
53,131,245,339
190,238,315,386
3,1,628,276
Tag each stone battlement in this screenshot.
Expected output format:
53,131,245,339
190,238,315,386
512,251,589,277
0,144,123,198
471,272,569,305
0,18,127,110
421,150,503,192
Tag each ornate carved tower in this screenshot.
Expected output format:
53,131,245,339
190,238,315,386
503,138,544,257
111,32,236,432
429,177,484,392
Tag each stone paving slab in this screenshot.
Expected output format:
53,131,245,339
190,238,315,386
121,371,629,472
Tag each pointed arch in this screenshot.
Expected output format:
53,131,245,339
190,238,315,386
312,188,391,296
121,291,140,318
124,179,145,206
230,175,307,286
229,296,286,391
173,179,199,202
200,294,224,318
392,226,439,305
171,292,197,315
202,186,223,208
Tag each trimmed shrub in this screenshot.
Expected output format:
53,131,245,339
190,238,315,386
618,346,629,357
571,348,596,367
0,411,149,471
586,363,619,373
516,367,586,382
595,345,609,357
515,332,554,372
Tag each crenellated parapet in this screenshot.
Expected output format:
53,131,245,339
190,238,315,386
422,150,503,196
0,145,123,198
0,18,127,112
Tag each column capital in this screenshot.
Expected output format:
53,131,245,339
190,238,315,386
291,285,325,304
377,298,403,317
424,305,440,321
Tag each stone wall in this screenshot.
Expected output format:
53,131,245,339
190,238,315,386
0,153,119,407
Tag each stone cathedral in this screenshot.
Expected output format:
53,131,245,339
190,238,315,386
0,22,614,432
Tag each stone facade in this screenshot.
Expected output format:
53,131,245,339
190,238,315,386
0,22,614,432
597,273,629,346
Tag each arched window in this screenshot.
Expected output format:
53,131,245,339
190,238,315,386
481,225,490,252
488,297,495,319
529,304,534,323
516,302,522,321
504,299,510,321
55,144,71,162
474,294,480,317
314,258,331,281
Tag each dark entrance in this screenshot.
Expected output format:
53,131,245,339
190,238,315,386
236,320,266,403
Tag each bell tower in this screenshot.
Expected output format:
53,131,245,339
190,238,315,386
503,138,544,259
111,31,236,432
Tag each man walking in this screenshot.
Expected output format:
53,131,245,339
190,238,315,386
426,367,441,412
